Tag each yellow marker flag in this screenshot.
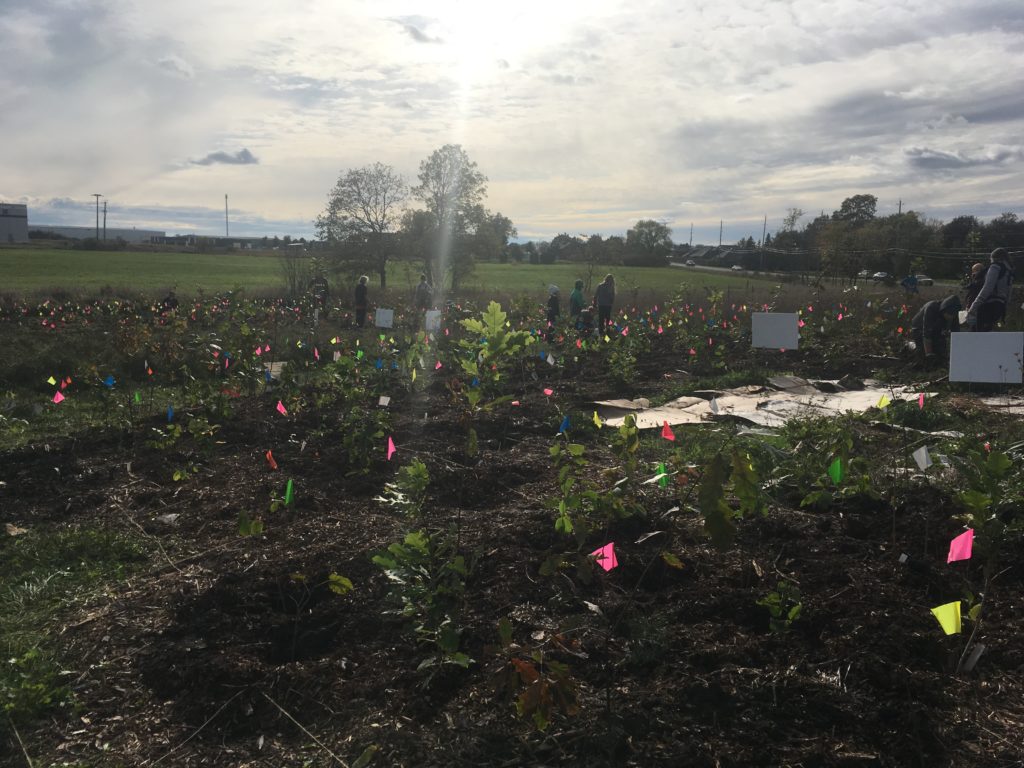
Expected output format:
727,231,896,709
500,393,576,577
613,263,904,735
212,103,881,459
592,411,602,428
877,394,892,409
47,376,57,385
411,368,417,382
604,334,610,343
930,601,961,635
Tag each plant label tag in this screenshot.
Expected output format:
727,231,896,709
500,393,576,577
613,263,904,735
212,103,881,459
425,310,442,332
375,308,395,328
752,313,800,350
912,446,933,471
378,395,390,407
898,553,908,564
949,332,1024,383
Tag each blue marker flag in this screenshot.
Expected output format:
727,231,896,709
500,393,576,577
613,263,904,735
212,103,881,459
375,358,384,370
167,404,174,422
559,415,571,434
103,375,115,388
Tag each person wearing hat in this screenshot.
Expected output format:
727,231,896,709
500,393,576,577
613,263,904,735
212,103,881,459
910,295,961,360
967,248,1014,332
568,279,586,318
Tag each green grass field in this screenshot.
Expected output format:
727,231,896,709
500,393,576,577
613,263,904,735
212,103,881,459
0,246,774,299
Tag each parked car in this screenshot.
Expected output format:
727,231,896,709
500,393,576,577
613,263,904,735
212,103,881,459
915,274,934,286
731,265,744,271
685,259,696,267
857,269,871,278
872,271,892,281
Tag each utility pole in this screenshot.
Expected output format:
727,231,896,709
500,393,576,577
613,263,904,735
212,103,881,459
718,220,723,248
225,194,229,237
92,193,102,241
761,215,767,247
898,199,902,215
102,201,107,242
689,223,693,247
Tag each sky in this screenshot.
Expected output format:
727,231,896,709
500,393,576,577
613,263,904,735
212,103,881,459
2,0,1023,244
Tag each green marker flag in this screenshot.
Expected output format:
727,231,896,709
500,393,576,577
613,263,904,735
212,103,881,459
827,457,843,485
658,463,668,488
134,391,141,404
284,479,295,506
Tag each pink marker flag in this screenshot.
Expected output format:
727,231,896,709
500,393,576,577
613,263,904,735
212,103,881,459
254,347,262,356
386,436,397,460
543,388,553,396
918,393,925,409
661,421,675,441
947,529,974,563
276,400,288,416
511,400,520,406
590,542,618,572
657,325,663,334
53,391,65,404
435,361,443,370
314,347,320,361
264,344,271,352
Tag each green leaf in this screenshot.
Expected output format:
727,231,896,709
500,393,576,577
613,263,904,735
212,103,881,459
327,573,354,595
968,603,983,622
661,551,684,570
700,453,736,549
351,745,379,768
498,618,513,648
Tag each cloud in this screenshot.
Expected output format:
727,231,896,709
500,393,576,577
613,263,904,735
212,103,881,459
397,23,443,44
157,55,194,79
904,145,1024,170
190,149,260,166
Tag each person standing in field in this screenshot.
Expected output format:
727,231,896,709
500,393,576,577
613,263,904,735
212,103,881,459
594,274,615,330
354,275,369,328
569,279,586,318
415,274,433,311
966,248,1014,332
964,262,987,311
544,286,561,342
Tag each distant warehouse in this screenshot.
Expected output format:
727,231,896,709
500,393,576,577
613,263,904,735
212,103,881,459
29,224,166,244
0,203,29,243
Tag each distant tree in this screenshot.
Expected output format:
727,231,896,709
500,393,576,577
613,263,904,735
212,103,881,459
982,212,1024,250
316,162,407,288
782,207,804,232
412,144,488,290
625,219,672,266
942,215,980,249
831,194,877,227
549,233,585,262
470,210,517,262
507,242,524,263
604,235,625,265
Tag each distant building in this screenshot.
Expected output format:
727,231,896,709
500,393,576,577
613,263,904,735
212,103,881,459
0,203,29,243
29,224,165,244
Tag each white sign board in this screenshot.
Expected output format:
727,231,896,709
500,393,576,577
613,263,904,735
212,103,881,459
375,308,394,328
424,310,442,332
752,313,800,350
949,332,1023,383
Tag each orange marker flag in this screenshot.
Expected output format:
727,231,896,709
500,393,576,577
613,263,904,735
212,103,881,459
266,450,278,470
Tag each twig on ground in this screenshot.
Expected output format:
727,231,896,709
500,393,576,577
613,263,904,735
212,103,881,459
148,687,247,766
7,714,34,768
261,691,349,767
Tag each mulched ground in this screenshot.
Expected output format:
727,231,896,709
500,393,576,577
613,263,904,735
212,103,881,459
2,350,1023,768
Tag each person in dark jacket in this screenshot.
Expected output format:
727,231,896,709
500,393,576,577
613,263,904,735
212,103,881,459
546,285,560,341
911,295,961,360
964,262,986,310
967,248,1014,331
594,274,615,330
354,275,369,328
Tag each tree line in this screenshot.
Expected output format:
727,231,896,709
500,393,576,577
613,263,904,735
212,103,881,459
314,149,1023,289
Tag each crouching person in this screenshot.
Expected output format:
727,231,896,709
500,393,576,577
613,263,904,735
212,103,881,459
910,295,961,361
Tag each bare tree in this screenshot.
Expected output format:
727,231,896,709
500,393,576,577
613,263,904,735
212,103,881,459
316,162,407,288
